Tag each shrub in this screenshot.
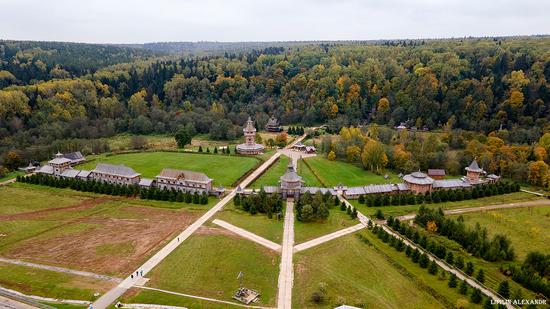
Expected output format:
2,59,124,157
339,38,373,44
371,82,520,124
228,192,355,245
470,288,483,304
448,273,458,288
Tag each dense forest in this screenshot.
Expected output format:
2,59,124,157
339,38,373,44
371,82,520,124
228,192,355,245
1,37,550,176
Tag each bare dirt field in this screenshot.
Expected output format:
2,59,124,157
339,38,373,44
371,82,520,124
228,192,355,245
0,185,206,277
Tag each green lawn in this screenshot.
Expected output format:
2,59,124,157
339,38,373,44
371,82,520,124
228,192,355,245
0,184,88,215
143,233,280,307
294,207,356,244
121,288,242,309
349,192,541,218
78,151,259,187
0,170,24,182
293,231,478,308
416,227,540,301
0,262,114,301
298,158,323,187
449,204,550,260
214,201,284,243
249,155,290,189
301,156,400,187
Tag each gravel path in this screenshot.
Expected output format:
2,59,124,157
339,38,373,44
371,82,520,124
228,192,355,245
276,199,295,309
293,223,365,252
212,219,281,251
396,199,550,221
0,257,121,282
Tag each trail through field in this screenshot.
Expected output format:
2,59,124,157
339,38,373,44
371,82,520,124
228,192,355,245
396,198,550,221
293,223,365,252
0,257,122,282
212,219,281,251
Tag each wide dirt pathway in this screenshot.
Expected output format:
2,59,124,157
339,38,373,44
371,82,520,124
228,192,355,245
0,257,121,282
212,219,281,251
397,198,550,221
276,199,295,309
293,223,365,252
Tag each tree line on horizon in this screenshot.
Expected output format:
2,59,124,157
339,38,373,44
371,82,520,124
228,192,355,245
1,37,549,169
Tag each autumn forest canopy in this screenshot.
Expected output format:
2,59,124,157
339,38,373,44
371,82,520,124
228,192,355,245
1,37,550,171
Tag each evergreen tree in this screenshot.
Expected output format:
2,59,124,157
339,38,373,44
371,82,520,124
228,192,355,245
476,269,485,283
465,262,475,275
482,298,494,309
419,253,429,268
428,260,438,275
458,280,468,295
470,288,483,304
198,145,203,152
455,256,465,269
446,252,454,265
448,273,458,288
497,280,510,298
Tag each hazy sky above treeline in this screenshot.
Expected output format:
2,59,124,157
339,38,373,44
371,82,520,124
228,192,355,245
1,0,549,43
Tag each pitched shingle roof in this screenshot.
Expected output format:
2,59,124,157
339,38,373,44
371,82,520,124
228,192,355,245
64,151,85,162
280,163,302,183
403,171,435,185
92,163,140,178
428,169,446,176
48,157,72,165
465,159,483,173
37,165,54,174
60,169,80,178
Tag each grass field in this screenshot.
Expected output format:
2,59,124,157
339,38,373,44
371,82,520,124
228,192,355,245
121,288,243,309
293,231,478,308
294,207,356,244
0,170,24,182
213,201,284,243
417,227,540,300
349,192,542,218
0,184,88,215
106,134,176,151
449,204,550,260
0,262,114,301
301,156,400,187
298,158,323,187
249,155,290,188
140,233,280,307
78,151,259,186
0,183,211,277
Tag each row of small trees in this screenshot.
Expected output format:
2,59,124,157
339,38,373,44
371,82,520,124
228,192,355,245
139,187,209,204
295,191,332,222
197,145,233,154
234,190,283,219
358,181,521,207
505,251,550,298
369,225,511,307
338,200,358,219
18,173,209,205
413,206,515,262
287,126,305,136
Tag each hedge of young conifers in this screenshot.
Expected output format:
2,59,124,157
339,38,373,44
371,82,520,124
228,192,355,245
367,224,494,306
358,181,520,207
18,173,209,204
